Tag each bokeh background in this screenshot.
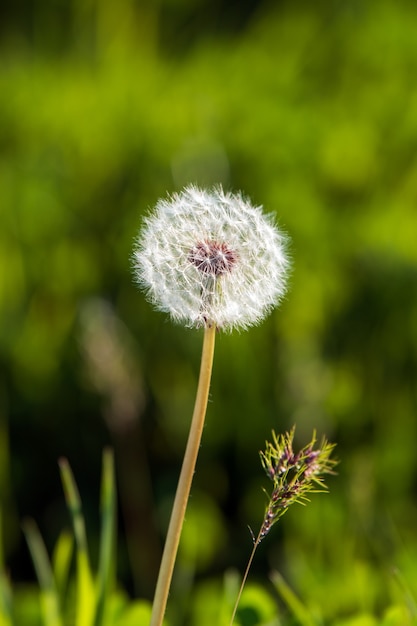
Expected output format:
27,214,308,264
1,0,417,623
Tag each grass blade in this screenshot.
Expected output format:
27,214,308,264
22,519,63,626
0,510,12,626
59,458,95,626
271,570,318,626
94,448,116,626
52,530,74,606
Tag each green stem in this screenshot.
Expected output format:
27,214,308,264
150,324,216,626
229,527,263,626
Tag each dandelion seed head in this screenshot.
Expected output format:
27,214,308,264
133,185,290,331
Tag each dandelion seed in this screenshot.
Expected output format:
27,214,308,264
133,185,290,331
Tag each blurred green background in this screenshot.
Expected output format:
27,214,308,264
1,0,417,623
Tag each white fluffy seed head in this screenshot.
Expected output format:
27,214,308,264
133,185,290,331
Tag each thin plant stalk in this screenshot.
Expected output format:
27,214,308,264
150,323,216,626
229,527,263,626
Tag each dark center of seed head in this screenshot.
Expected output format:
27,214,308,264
189,240,238,276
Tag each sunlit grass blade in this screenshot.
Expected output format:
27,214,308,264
22,519,63,626
221,570,241,626
271,571,318,626
94,448,116,626
59,458,95,626
52,530,74,607
0,510,12,626
0,573,11,626
391,567,417,619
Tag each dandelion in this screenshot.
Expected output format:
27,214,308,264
133,184,290,331
229,428,337,625
133,185,290,626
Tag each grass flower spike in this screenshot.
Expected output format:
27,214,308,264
259,427,337,539
229,428,337,625
133,185,290,331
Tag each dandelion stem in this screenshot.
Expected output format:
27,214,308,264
150,323,216,626
229,527,263,626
